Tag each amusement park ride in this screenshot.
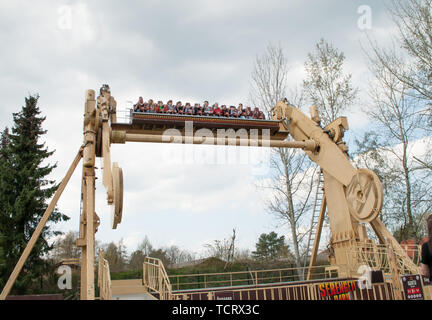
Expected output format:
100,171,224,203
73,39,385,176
0,85,426,300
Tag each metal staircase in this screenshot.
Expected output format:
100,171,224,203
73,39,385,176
303,169,325,268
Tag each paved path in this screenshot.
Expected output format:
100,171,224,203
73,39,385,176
112,292,157,300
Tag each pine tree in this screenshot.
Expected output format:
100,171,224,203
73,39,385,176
0,128,11,290
0,95,69,294
252,232,287,262
0,233,5,290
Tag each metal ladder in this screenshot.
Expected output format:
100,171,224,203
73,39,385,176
303,169,325,268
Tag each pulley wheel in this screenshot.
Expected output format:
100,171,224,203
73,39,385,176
110,162,123,229
345,168,383,223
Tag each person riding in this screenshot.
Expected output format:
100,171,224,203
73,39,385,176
213,103,221,117
203,101,213,116
238,103,244,116
221,105,229,117
134,96,145,112
176,101,183,114
252,107,260,119
230,106,238,118
147,99,155,113
245,107,252,119
194,103,203,116
143,102,149,112
166,100,174,114
156,100,165,113
184,102,193,115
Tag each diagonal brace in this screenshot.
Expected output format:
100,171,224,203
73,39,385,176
0,146,83,300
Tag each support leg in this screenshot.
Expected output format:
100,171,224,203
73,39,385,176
80,169,95,300
370,218,419,274
77,89,97,300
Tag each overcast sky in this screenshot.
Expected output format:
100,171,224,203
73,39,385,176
0,1,399,256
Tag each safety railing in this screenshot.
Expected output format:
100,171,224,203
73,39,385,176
344,242,421,277
143,257,172,300
98,249,112,300
114,107,133,124
171,279,396,300
168,265,335,291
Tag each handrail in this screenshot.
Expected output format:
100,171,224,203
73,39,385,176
344,242,421,277
143,257,172,300
98,249,112,300
171,279,396,301
168,265,332,291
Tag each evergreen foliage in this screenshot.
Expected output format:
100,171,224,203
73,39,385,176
0,95,69,294
252,232,288,262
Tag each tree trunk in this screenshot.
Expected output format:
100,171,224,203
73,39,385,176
280,149,303,279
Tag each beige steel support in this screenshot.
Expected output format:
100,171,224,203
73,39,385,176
0,146,83,300
371,218,420,274
78,89,97,300
114,132,317,151
79,183,87,298
272,102,357,186
306,196,327,280
79,170,96,300
322,170,360,276
102,121,113,203
387,239,403,300
97,85,115,205
272,102,396,278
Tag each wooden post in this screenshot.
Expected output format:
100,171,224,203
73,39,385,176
158,267,163,300
0,147,83,300
142,262,146,289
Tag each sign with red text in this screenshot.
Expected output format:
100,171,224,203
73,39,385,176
401,275,424,300
318,280,357,300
